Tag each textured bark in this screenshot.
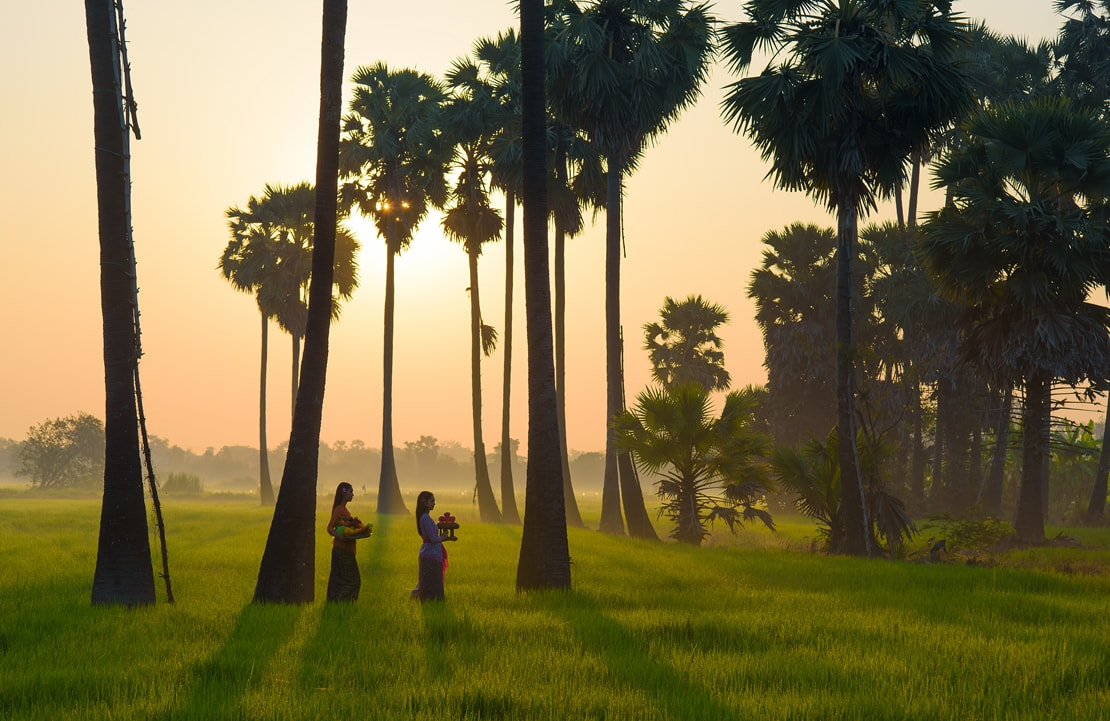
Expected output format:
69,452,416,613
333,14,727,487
516,0,570,590
86,0,155,606
835,194,869,556
253,0,347,603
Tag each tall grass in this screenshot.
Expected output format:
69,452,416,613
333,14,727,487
1,497,1108,720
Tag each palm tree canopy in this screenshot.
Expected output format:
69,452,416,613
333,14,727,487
919,96,1110,386
547,0,715,166
339,62,453,252
643,294,731,391
720,0,972,212
221,182,360,336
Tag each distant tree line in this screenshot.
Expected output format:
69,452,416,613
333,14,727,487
0,413,607,496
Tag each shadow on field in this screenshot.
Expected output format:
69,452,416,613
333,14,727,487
163,602,304,720
537,591,741,720
421,598,457,679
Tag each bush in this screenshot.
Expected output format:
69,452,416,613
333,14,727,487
160,472,204,494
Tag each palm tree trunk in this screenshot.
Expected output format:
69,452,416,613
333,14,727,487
254,0,347,603
553,182,584,528
87,0,156,606
983,385,1011,516
1015,369,1049,543
291,334,301,421
259,314,275,505
617,453,659,540
516,0,570,590
377,237,407,514
600,158,626,536
910,378,925,506
500,193,522,524
469,250,501,522
835,193,869,556
1085,392,1110,524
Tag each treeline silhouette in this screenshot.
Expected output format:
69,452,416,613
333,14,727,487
0,432,606,496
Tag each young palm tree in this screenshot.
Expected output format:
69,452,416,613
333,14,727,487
644,295,732,392
85,0,156,606
548,0,715,538
441,71,505,523
253,0,348,604
614,384,775,545
919,97,1110,543
340,63,453,515
516,0,571,591
721,0,971,555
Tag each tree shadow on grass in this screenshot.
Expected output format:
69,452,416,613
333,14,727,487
420,597,457,680
161,602,304,720
536,590,745,720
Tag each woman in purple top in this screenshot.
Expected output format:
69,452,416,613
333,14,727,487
412,490,455,601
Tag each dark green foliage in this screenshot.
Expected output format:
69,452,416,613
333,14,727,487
614,384,775,545
17,413,105,489
923,511,1017,552
160,472,204,495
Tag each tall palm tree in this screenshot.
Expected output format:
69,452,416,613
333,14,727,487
548,0,715,538
919,97,1110,543
747,223,838,447
441,69,505,523
253,0,348,604
720,0,971,555
222,183,360,506
340,63,453,515
474,29,526,526
644,295,731,392
85,0,155,606
516,0,571,591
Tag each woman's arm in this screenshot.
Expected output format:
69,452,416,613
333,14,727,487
419,514,441,544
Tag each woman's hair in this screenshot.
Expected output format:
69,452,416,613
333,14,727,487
333,482,353,509
415,491,435,534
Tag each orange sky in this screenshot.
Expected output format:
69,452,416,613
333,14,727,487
0,1,1060,455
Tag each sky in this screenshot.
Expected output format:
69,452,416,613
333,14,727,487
0,1,1063,457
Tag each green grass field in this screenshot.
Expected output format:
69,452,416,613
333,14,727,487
1,495,1108,720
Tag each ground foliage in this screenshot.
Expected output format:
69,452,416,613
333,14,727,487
1,497,1108,720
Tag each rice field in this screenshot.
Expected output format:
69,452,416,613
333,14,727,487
1,495,1107,720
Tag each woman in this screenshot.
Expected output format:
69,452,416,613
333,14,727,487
326,482,361,602
412,490,454,601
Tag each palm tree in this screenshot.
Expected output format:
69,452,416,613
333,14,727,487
614,384,775,545
918,97,1110,543
85,0,155,606
340,63,453,515
441,68,505,523
720,0,971,555
253,0,348,604
644,295,731,392
748,223,843,447
516,0,571,591
474,29,526,526
548,0,715,538
241,183,360,421
222,183,360,506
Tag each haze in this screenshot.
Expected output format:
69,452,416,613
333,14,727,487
0,1,1058,455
